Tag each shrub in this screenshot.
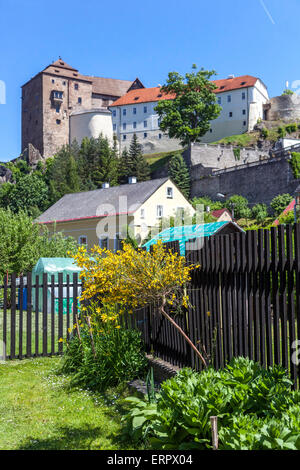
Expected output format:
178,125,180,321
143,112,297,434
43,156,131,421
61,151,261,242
60,308,148,391
261,128,269,139
252,203,268,223
289,152,300,179
225,195,249,219
277,210,295,225
285,123,298,134
278,126,286,138
270,193,293,216
122,357,300,450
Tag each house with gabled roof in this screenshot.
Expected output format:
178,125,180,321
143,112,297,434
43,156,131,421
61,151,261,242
36,177,195,251
109,74,269,152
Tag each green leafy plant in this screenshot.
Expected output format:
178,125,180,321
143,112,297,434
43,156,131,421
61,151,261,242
59,305,148,392
122,357,300,450
270,193,293,216
289,152,300,179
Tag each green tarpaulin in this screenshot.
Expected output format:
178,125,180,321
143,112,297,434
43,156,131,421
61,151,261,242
32,258,82,314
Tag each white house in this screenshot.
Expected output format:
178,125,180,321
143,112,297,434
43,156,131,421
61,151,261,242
109,75,269,151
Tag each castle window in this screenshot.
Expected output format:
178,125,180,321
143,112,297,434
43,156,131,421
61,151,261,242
242,109,246,115
218,97,221,104
243,121,246,126
78,97,82,104
133,107,137,114
56,119,61,125
144,120,147,128
55,105,60,113
63,81,66,86
229,112,233,117
113,124,116,131
123,123,126,130
242,92,246,100
53,91,63,101
123,109,127,116
159,133,162,139
123,135,126,140
74,84,79,90
144,106,147,113
227,95,231,103
52,79,55,84
133,122,137,129
112,110,116,117
144,132,147,138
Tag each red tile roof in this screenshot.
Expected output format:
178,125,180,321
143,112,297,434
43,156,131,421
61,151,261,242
212,75,258,93
211,208,232,219
110,75,259,107
110,87,176,107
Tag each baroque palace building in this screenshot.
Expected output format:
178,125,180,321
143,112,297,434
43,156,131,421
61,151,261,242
21,58,144,159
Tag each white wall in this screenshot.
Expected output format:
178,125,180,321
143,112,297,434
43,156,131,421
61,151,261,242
70,109,113,145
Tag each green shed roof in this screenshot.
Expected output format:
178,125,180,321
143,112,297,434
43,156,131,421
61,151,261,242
143,222,243,255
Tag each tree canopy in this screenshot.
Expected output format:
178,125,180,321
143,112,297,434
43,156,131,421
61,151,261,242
155,65,221,146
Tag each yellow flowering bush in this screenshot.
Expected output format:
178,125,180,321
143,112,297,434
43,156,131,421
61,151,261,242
74,241,206,366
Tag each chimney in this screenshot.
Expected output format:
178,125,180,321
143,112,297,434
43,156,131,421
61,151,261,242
128,176,137,184
228,74,235,79
102,182,110,189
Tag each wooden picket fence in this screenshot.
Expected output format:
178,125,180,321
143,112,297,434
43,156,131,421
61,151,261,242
131,224,300,389
1,224,300,389
0,273,80,360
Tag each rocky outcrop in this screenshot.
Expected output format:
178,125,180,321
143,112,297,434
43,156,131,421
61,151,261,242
0,165,12,183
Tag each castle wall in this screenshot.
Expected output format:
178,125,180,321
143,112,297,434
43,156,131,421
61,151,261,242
184,142,269,171
266,94,300,121
191,157,299,205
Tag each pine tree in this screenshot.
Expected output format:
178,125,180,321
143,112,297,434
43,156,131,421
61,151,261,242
168,153,190,198
128,134,150,182
66,155,80,193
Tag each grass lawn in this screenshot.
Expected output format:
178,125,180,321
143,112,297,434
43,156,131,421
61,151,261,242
0,356,140,450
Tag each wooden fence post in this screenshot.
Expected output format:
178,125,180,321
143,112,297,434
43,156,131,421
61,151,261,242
210,416,219,450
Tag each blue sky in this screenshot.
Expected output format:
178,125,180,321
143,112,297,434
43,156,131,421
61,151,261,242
0,0,300,161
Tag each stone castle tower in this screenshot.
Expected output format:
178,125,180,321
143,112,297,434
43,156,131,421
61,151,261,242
21,58,143,159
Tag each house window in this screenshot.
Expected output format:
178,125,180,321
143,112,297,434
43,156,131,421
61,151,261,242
166,187,173,199
218,97,221,104
78,235,87,246
112,110,116,117
242,109,246,115
157,205,163,218
75,84,79,90
144,132,147,138
133,122,137,129
114,234,122,252
144,106,147,113
123,135,127,140
123,123,126,130
99,236,108,250
242,92,246,100
144,120,147,128
133,107,137,114
113,124,116,131
141,208,145,219
78,97,82,104
123,109,126,116
227,95,231,103
229,112,233,118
